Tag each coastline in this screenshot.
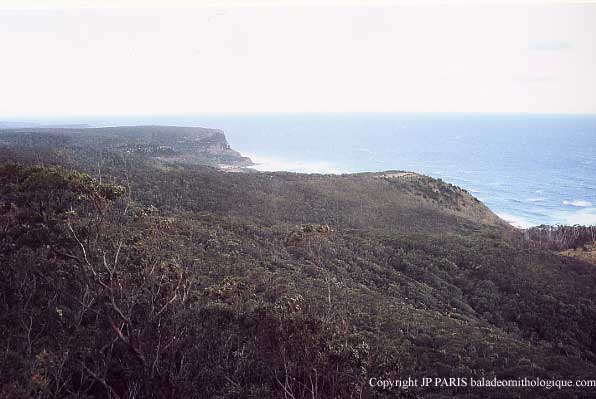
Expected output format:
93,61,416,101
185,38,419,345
241,151,596,228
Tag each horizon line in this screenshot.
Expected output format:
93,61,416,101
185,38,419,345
3,110,596,122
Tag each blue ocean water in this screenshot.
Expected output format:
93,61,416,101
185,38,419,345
32,113,596,227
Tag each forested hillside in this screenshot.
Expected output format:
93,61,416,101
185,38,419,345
1,127,595,399
0,126,253,169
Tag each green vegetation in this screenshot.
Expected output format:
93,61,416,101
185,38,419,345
0,126,253,169
1,127,595,398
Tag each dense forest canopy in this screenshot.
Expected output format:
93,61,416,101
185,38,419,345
1,126,595,399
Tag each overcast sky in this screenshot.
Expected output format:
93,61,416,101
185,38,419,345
1,1,595,117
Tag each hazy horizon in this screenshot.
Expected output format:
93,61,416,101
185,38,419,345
1,1,595,117
3,110,596,124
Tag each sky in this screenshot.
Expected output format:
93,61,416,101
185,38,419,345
1,1,595,117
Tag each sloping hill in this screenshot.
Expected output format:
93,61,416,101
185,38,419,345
1,127,595,399
120,167,509,237
0,126,508,236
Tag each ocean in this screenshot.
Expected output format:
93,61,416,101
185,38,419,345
24,113,596,228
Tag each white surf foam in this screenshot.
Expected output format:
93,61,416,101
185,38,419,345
552,208,596,226
246,153,347,175
496,213,537,229
563,200,593,207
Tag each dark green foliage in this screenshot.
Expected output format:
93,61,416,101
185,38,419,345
1,128,595,398
0,126,252,169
